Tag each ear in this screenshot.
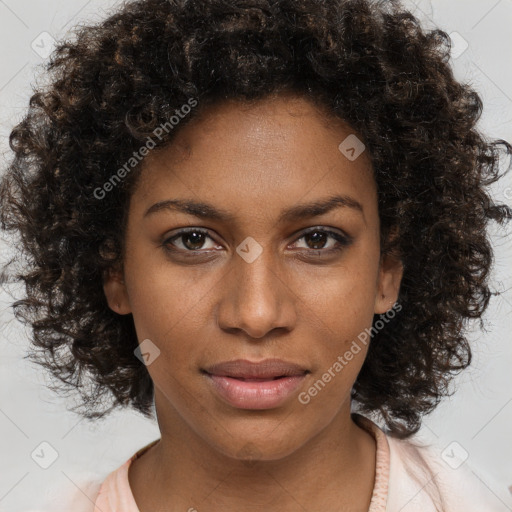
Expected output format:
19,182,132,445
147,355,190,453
103,266,132,315
374,250,403,315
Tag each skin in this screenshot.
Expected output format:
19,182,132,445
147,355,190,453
103,92,403,511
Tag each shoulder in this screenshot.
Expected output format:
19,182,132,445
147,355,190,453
386,434,512,512
39,440,159,512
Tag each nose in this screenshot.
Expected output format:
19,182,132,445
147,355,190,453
217,243,297,340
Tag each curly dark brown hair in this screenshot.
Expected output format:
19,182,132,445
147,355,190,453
1,0,510,438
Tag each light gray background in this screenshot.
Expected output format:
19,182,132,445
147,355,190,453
0,0,511,510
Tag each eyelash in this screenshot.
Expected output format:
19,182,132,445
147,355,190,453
161,226,352,258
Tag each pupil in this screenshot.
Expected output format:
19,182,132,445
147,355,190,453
184,232,204,250
307,231,326,249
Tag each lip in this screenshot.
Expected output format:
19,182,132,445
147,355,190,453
202,359,309,410
203,358,309,379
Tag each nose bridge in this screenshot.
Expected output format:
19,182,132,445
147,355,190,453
219,237,294,338
236,238,278,296
236,236,282,303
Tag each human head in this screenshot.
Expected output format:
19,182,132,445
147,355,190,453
1,0,510,438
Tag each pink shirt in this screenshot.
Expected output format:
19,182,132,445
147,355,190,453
44,414,511,511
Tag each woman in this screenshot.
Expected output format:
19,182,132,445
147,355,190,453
1,0,510,510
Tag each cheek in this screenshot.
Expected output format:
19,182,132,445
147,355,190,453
125,252,212,341
124,260,219,398
304,259,379,334
297,286,373,413
298,254,378,382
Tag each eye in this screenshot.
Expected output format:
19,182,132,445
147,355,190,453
163,228,218,253
290,227,352,255
162,226,352,257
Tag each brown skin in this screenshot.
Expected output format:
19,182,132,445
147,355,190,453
103,93,403,511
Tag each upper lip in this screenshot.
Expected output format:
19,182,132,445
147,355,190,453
203,358,309,379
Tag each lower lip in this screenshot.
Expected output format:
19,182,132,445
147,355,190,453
205,373,307,410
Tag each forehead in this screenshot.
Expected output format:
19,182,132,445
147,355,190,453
132,94,377,223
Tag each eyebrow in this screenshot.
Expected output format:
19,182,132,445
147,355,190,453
144,194,365,224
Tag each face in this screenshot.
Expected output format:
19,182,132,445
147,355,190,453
104,93,403,461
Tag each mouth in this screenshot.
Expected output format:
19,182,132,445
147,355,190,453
201,359,310,410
